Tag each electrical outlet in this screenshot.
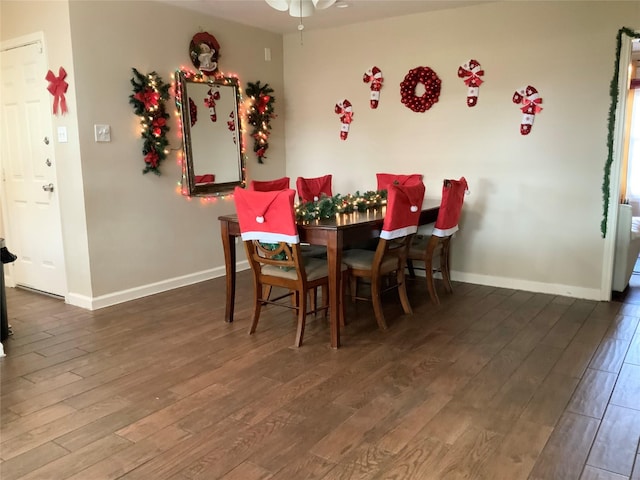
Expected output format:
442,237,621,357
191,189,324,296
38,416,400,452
94,124,111,142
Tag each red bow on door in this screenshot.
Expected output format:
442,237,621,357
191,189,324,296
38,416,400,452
46,67,68,115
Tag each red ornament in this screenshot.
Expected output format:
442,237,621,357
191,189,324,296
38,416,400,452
400,67,441,113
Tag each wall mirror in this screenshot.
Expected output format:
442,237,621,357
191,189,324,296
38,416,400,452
176,70,244,196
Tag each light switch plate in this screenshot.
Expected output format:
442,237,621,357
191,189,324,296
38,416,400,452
94,124,111,142
57,126,68,143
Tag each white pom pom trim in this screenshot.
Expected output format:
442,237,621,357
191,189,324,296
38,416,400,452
313,196,319,201
256,216,265,223
410,205,418,212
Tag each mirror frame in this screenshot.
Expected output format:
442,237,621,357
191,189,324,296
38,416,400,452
175,70,245,197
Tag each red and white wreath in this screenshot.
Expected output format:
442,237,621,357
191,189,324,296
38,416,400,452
400,66,441,113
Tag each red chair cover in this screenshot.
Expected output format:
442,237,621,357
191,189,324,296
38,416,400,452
376,173,423,191
296,175,333,203
381,182,426,240
248,177,290,192
433,177,468,237
234,187,299,244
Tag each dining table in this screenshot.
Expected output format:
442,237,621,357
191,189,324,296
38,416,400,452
219,199,440,349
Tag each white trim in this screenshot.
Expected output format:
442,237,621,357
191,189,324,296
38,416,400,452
240,231,299,243
602,31,637,301
452,271,602,301
433,225,459,237
380,225,417,240
65,261,250,310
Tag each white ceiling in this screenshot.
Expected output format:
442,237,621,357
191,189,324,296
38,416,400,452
162,0,492,34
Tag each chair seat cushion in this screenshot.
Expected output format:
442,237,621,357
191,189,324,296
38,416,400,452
342,249,399,273
263,257,346,281
300,244,327,258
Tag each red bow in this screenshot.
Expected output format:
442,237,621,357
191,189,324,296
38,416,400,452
335,100,353,124
458,68,484,87
46,67,68,115
521,97,543,115
134,89,159,110
145,150,159,167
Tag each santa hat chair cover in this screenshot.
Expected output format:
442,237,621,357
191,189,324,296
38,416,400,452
234,187,299,244
376,173,424,191
433,177,469,237
248,177,291,192
380,182,426,240
296,174,333,203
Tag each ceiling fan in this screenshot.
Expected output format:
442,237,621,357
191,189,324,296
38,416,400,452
265,0,338,18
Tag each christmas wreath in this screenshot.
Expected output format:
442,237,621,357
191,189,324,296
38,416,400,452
400,66,441,113
246,81,276,163
129,68,171,175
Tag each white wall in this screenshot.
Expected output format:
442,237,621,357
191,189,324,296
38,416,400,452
2,0,286,305
1,1,92,300
283,1,640,299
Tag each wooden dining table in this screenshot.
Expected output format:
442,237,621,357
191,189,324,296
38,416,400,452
219,199,440,349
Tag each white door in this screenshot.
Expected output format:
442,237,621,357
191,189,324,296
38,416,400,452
0,37,67,297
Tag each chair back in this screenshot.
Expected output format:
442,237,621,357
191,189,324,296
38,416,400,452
296,174,333,203
248,177,290,192
234,187,299,244
376,173,423,191
381,182,426,240
433,177,468,237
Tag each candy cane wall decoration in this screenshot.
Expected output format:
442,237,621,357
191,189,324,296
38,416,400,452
363,66,384,109
512,85,543,135
457,59,484,107
334,99,353,140
204,88,220,122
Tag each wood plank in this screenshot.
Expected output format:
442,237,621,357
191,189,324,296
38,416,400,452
581,465,630,480
566,368,618,419
611,363,640,410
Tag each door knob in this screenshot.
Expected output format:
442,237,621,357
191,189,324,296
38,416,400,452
42,183,54,192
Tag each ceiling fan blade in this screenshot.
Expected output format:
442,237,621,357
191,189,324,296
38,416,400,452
312,0,337,9
289,0,314,17
265,0,290,12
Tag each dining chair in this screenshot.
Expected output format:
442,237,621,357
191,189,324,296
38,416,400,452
248,176,290,191
376,173,423,191
407,177,469,304
234,186,346,347
296,174,333,203
341,181,426,331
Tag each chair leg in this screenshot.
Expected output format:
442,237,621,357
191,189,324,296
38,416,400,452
441,239,453,293
350,276,358,303
396,268,413,316
250,282,264,334
370,277,388,331
262,285,272,303
321,285,328,319
295,290,307,347
425,252,440,305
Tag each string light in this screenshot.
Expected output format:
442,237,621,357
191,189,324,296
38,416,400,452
172,68,248,203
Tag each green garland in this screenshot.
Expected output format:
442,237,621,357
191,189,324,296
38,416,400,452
129,68,171,175
602,27,640,237
246,81,276,164
295,190,387,222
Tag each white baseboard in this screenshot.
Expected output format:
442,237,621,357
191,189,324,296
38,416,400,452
65,261,250,310
451,271,603,301
410,268,602,300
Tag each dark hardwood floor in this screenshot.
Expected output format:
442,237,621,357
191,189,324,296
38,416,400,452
1,271,639,479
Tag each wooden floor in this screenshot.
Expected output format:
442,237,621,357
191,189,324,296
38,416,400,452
1,271,640,480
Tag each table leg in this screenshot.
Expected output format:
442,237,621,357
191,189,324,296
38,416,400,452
327,233,342,349
220,220,236,323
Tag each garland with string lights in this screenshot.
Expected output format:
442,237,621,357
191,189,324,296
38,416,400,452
295,190,388,222
601,27,640,237
129,68,171,175
246,81,276,163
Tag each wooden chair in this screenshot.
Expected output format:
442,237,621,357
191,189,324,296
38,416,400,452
248,177,290,191
376,173,423,191
234,187,345,347
341,182,425,330
407,177,468,304
296,174,333,203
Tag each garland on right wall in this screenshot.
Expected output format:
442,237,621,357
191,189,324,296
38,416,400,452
602,27,640,237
